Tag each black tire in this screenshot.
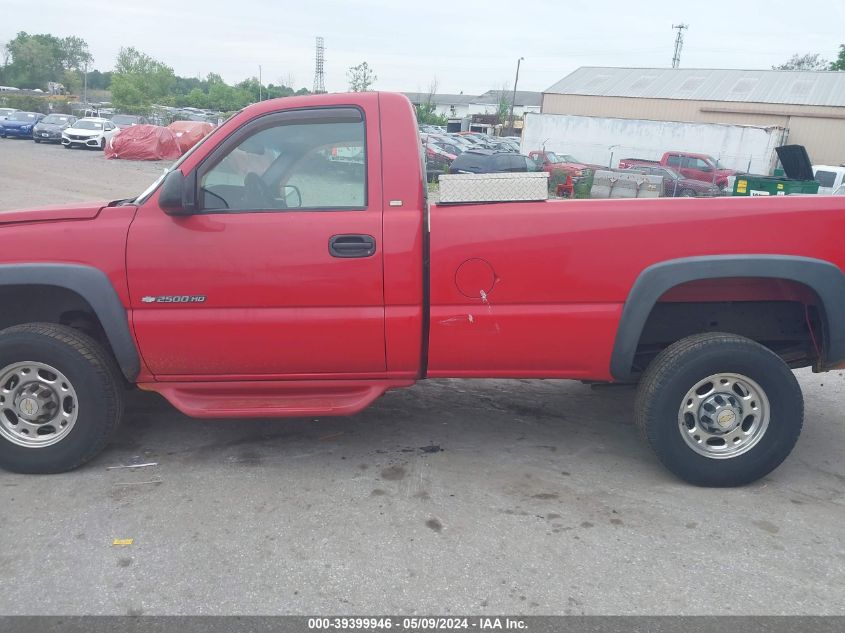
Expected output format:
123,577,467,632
34,138,41,144
680,189,696,197
64,143,71,149
0,323,124,474
634,332,803,487
99,138,105,151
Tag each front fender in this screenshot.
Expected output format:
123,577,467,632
0,263,140,380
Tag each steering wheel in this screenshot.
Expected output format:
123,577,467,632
244,172,276,209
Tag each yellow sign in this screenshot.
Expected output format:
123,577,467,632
112,539,134,546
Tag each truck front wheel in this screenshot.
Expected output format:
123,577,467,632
0,323,124,473
634,332,803,486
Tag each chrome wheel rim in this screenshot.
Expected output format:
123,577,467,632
678,373,769,459
0,362,79,448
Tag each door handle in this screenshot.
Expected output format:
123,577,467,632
329,234,376,258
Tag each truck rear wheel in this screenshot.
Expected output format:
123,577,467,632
0,323,124,473
634,332,803,486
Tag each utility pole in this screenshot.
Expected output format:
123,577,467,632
258,65,262,101
508,57,524,136
83,62,88,105
313,37,326,94
671,24,688,69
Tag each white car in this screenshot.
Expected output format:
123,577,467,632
0,107,18,121
61,117,118,150
812,164,845,195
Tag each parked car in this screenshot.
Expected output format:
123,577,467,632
630,166,721,197
61,117,119,150
166,120,215,153
428,139,463,156
110,114,150,129
528,150,592,178
487,138,519,153
0,111,45,139
0,107,18,121
449,149,538,174
32,113,78,144
619,152,737,189
444,134,473,148
425,142,457,182
2,91,845,489
812,165,845,195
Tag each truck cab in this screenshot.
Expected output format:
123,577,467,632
664,152,735,188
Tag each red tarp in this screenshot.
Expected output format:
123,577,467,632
167,121,215,153
105,124,182,161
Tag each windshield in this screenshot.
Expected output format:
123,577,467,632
133,118,229,204
10,112,37,121
112,115,138,125
74,120,104,130
42,115,71,124
662,167,681,179
544,152,561,163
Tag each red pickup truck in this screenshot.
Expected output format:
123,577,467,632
1,92,844,486
619,152,737,189
528,150,592,178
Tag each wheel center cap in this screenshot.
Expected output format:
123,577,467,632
19,397,39,417
716,409,737,428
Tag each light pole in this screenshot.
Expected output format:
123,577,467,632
258,65,262,101
83,62,88,106
508,57,524,136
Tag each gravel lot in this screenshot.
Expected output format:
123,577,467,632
0,140,843,615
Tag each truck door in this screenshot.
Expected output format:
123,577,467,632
682,156,713,183
126,106,386,378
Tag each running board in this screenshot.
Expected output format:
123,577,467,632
138,379,413,418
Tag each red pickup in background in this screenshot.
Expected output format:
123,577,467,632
619,151,738,188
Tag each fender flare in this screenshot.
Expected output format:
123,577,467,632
610,255,845,381
0,263,140,380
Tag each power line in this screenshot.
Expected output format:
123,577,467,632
671,23,688,69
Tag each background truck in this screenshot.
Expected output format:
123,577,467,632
521,112,786,181
619,151,738,188
1,92,844,487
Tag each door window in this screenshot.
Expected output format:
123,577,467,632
815,170,837,188
199,110,366,212
666,154,682,167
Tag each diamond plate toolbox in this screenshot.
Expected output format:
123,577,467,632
438,172,549,204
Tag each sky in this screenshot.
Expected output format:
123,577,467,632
2,0,843,95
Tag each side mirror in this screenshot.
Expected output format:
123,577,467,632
283,185,302,209
159,169,197,216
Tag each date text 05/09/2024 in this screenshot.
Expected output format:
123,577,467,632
307,617,528,630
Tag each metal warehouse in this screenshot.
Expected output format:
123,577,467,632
542,67,845,166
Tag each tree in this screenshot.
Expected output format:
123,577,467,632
347,62,376,92
773,53,830,71
1,32,92,89
111,47,176,111
831,45,845,71
414,77,448,125
496,85,511,124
